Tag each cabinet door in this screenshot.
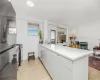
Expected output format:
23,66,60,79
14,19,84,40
38,46,41,58
39,46,45,60
40,47,72,80
46,50,57,79
57,56,72,80
41,50,45,64
40,47,57,79
47,50,72,80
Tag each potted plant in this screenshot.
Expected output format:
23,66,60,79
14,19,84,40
38,30,43,44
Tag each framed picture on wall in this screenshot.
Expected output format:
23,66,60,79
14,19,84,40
28,22,39,36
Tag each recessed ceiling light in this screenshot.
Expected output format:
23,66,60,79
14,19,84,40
26,0,34,7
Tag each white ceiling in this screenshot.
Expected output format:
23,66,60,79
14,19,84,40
12,0,100,26
0,0,15,17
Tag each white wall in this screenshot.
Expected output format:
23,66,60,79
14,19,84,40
69,21,100,50
16,18,69,60
16,19,41,60
77,21,100,50
11,0,45,60
43,20,68,43
15,16,71,60
68,27,77,37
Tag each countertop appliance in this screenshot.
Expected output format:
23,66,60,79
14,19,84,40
79,42,88,50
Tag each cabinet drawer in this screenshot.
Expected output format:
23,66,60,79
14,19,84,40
59,55,73,71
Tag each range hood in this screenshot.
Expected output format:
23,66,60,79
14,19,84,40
0,16,9,44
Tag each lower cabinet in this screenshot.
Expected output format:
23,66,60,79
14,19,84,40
39,46,72,80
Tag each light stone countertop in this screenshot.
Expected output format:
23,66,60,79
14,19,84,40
40,44,93,61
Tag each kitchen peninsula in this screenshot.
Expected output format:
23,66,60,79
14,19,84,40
39,44,93,80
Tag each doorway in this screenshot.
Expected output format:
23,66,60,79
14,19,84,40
50,30,56,44
57,27,67,43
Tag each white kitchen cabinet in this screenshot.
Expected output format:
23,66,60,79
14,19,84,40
48,50,72,80
39,46,72,80
39,44,92,80
55,55,72,80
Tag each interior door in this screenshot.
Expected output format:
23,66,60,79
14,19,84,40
50,30,56,44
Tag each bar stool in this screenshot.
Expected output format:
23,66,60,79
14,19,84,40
28,52,35,61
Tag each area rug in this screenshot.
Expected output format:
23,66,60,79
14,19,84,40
89,56,100,71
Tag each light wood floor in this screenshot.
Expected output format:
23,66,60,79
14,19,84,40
17,59,100,80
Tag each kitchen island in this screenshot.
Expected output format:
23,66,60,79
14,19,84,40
39,44,93,80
